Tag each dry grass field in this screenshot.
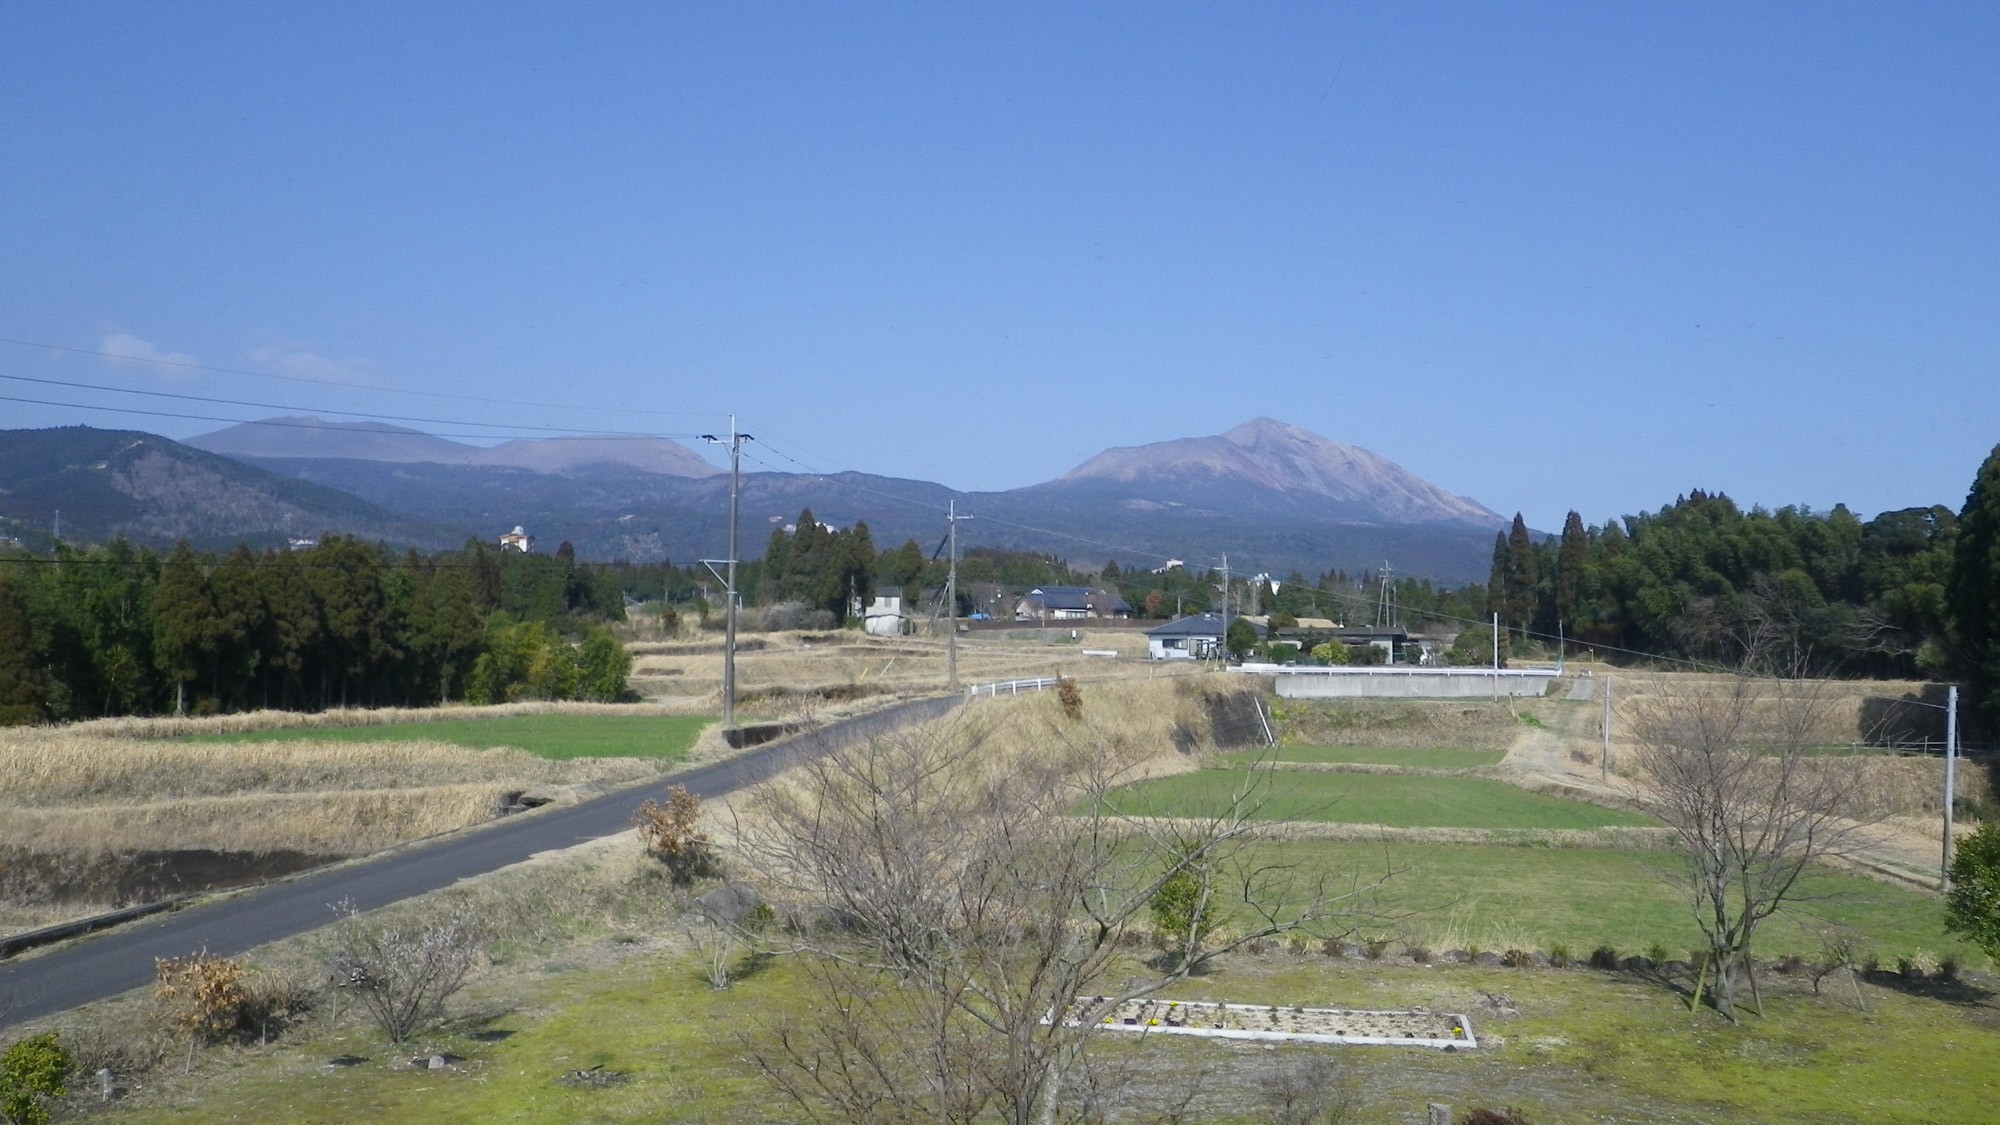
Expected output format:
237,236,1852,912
0,706,712,932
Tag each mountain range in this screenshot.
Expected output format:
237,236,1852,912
0,418,1510,583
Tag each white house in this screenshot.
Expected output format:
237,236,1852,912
499,526,534,553
1145,613,1263,660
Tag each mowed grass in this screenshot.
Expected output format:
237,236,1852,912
187,713,716,761
1224,743,1507,769
1244,840,1964,959
105,942,2000,1125
1106,769,1656,830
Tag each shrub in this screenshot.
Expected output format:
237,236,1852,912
634,785,715,885
1939,953,1961,982
1055,676,1083,720
1645,943,1670,965
240,966,318,1045
1406,944,1433,964
0,1031,72,1125
1547,943,1572,968
328,898,482,1043
1502,948,1534,969
1261,1052,1363,1125
1587,946,1619,970
1458,1109,1532,1125
1150,850,1220,964
154,950,248,1071
1364,938,1391,961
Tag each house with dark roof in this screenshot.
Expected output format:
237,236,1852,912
1145,613,1264,660
1013,585,1133,622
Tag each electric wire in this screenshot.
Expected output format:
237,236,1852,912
0,372,705,439
0,393,710,443
0,335,727,418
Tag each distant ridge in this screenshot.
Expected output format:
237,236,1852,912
1036,417,1502,527
187,416,722,478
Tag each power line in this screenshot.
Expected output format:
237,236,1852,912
0,372,706,440
0,335,727,418
0,393,703,442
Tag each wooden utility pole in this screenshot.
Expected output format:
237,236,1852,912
1945,684,1959,891
946,501,971,692
702,418,752,731
1601,675,1613,782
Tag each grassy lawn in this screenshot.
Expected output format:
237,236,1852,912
1225,744,1507,769
1106,770,1657,830
186,713,716,761
104,945,2000,1125
1246,840,1965,960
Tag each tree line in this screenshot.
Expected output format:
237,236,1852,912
1478,494,1953,678
0,536,632,724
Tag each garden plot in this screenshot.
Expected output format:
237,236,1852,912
1071,997,1475,1049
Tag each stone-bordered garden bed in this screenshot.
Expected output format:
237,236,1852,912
1069,997,1476,1050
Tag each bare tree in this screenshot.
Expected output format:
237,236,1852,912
1630,675,1880,1021
734,706,1393,1125
327,897,482,1043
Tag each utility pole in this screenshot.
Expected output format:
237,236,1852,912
701,418,752,731
1601,675,1613,783
1491,611,1500,701
1217,554,1231,663
1944,684,1959,891
946,501,971,691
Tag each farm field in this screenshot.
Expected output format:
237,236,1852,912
185,712,716,761
1105,769,1658,830
1236,840,1959,959
1223,743,1507,769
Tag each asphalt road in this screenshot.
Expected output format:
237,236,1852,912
0,694,961,1023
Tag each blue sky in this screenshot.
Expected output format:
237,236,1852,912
2,3,1995,532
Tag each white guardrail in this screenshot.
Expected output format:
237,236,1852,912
966,676,1061,699
1230,664,1560,677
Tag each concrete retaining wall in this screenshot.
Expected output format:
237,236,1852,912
1273,669,1558,699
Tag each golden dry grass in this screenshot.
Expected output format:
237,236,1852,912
0,737,654,807
0,785,515,856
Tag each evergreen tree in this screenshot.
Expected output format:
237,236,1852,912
207,544,267,709
1504,513,1538,632
0,577,47,725
151,541,215,716
1554,510,1588,630
1949,444,2000,729
1486,531,1508,617
260,548,320,709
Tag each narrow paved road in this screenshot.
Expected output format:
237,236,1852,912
0,694,960,1024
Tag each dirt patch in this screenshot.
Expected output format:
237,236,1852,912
0,846,341,909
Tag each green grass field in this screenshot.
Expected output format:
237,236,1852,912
1244,840,1960,958
1106,769,1657,830
105,937,1997,1125
187,713,716,761
1224,744,1507,769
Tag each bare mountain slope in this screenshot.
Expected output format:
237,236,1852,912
1039,417,1502,526
188,416,721,478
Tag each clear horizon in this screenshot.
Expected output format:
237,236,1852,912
3,4,1996,531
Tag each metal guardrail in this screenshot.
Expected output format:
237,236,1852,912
966,676,1061,699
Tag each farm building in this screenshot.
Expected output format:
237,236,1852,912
1013,585,1133,621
